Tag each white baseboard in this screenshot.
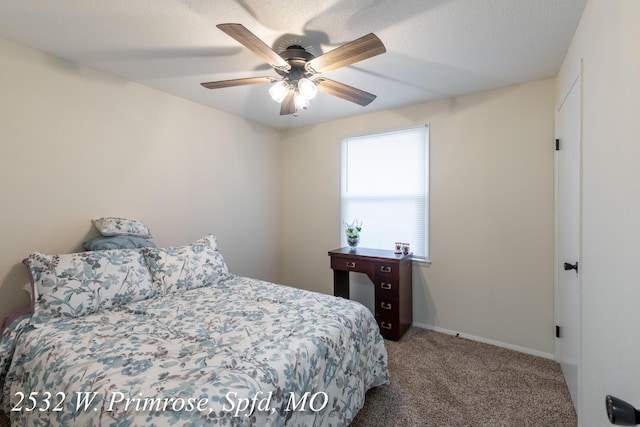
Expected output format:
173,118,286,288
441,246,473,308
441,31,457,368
411,322,555,360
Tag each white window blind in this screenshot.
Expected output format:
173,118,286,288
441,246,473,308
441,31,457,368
341,125,429,259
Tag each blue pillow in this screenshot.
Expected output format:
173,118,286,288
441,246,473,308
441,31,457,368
83,235,156,251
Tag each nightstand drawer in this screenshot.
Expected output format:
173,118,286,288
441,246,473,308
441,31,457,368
375,296,400,318
375,262,396,276
376,279,399,299
330,257,373,275
375,315,401,340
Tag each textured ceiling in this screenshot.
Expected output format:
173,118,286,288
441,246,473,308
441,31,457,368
0,0,587,129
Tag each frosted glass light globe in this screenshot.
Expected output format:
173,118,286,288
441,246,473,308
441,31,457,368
269,80,289,103
297,78,318,100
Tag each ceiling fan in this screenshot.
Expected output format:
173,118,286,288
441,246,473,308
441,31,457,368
200,24,386,116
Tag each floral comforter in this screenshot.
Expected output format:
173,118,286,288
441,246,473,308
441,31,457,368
0,276,389,426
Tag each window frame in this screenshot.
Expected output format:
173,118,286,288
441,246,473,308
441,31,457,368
340,124,430,262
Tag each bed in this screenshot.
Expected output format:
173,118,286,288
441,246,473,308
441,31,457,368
0,235,389,426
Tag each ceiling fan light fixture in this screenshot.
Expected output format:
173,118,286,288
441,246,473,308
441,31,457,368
203,24,387,116
294,91,311,110
297,78,318,100
269,80,290,103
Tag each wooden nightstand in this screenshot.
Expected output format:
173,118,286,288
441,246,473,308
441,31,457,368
328,247,412,340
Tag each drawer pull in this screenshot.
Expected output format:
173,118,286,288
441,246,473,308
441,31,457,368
380,302,392,310
346,261,356,268
380,266,392,273
380,282,392,290
380,322,393,330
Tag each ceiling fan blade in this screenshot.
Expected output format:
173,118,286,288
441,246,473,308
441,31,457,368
315,78,377,106
201,76,275,89
280,90,296,115
217,23,290,71
305,33,386,74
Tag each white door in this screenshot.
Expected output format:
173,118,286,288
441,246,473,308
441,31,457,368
555,69,582,412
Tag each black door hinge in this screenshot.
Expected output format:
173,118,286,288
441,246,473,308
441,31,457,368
556,325,561,338
564,261,579,273
555,139,560,151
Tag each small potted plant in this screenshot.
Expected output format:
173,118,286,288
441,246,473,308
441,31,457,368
344,219,362,249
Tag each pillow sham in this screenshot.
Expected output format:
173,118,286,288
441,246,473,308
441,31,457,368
92,217,153,238
83,235,157,251
24,249,156,326
142,235,231,296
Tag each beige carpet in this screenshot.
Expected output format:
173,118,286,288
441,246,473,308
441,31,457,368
351,327,577,426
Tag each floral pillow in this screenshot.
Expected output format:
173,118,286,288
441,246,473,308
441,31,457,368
142,235,232,296
92,217,153,238
24,249,156,326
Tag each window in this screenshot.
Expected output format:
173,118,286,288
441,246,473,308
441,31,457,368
341,125,429,260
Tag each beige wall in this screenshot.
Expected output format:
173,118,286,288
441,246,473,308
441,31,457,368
558,0,640,424
0,38,282,321
279,79,556,355
0,35,557,357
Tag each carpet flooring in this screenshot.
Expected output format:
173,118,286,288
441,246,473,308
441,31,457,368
351,327,577,426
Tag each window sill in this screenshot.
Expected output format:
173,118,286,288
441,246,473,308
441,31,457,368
412,257,431,267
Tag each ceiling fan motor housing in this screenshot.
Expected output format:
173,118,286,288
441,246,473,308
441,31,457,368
276,46,316,81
